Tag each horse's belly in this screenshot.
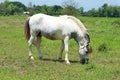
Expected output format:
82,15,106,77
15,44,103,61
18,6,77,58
42,32,64,40
44,34,57,40
45,36,57,40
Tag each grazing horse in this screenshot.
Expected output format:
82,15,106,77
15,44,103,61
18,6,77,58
24,13,92,64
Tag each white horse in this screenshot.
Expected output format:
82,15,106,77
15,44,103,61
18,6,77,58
24,13,92,64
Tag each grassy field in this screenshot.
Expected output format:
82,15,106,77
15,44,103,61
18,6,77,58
0,15,120,80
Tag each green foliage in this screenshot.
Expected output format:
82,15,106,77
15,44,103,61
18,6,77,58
61,0,80,16
62,6,79,16
86,8,98,17
0,0,26,15
27,5,63,16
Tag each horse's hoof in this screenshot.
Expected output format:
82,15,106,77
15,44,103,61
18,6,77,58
66,62,71,65
66,63,70,65
30,56,34,60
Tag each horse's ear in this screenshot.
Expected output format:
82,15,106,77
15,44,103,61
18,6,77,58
87,44,92,53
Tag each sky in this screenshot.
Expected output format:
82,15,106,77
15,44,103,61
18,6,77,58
0,0,120,11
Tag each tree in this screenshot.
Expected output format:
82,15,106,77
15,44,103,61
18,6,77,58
3,0,9,15
7,3,15,15
40,5,49,14
102,3,108,17
62,0,78,8
0,1,26,15
62,6,75,15
4,0,9,7
28,2,33,8
98,8,103,17
10,1,26,12
85,3,120,17
87,8,98,17
62,0,80,16
0,3,4,15
79,7,84,15
52,5,63,15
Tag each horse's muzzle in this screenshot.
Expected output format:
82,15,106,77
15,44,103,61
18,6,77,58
80,58,89,64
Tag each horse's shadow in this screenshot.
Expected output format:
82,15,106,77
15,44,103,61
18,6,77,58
41,58,80,64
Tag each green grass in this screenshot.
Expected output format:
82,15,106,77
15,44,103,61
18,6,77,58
0,16,120,80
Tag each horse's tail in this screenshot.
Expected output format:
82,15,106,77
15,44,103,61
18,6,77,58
24,17,30,40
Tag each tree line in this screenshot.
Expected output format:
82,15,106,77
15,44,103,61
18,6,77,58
0,0,120,17
85,4,120,17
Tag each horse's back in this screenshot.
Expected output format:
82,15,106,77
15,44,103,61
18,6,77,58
29,13,45,25
29,13,87,39
29,13,71,30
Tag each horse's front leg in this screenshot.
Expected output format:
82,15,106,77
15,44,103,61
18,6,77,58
64,36,70,64
58,40,64,61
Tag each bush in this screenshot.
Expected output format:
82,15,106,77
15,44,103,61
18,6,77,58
98,43,108,52
112,20,120,27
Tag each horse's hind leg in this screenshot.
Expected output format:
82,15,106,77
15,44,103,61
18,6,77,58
36,36,43,59
58,40,64,61
28,35,35,60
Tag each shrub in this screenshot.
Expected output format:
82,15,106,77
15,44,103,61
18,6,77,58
98,43,108,52
112,20,120,27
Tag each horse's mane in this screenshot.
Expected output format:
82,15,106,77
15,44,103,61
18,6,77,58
67,16,90,43
67,16,87,33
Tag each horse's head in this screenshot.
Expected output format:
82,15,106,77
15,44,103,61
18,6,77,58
79,44,92,64
79,34,92,64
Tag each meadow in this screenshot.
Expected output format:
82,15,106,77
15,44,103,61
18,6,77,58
0,15,120,80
